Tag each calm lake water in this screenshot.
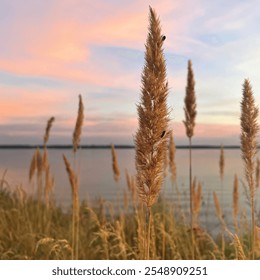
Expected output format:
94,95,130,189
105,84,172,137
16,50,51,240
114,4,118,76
1,148,259,233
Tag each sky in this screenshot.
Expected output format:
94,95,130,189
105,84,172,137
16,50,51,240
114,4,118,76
1,0,260,145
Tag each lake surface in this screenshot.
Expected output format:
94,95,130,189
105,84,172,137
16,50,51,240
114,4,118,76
1,148,259,233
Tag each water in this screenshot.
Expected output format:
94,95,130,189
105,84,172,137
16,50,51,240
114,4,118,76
0,148,258,233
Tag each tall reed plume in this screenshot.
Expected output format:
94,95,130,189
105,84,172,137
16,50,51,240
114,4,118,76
183,59,197,258
135,6,169,259
240,79,259,259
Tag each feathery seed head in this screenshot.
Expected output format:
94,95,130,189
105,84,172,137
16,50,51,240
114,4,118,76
43,117,55,146
73,94,84,153
135,7,169,207
240,79,259,201
183,60,197,138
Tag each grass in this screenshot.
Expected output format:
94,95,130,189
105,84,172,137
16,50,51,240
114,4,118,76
0,7,260,260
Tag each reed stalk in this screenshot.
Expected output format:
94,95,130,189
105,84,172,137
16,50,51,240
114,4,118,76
63,154,79,260
256,158,260,188
43,117,55,207
64,94,84,260
169,132,177,184
232,174,239,232
135,6,169,260
183,59,197,259
240,79,259,259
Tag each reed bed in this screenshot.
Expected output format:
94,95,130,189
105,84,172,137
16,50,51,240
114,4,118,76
1,7,260,261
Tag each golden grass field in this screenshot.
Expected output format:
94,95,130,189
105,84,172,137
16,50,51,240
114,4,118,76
0,6,260,260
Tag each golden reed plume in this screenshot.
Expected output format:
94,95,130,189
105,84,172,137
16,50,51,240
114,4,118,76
135,7,169,208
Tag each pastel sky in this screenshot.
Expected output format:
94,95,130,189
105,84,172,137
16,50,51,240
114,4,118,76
1,0,260,145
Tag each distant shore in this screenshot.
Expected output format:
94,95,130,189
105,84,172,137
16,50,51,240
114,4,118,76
0,144,245,149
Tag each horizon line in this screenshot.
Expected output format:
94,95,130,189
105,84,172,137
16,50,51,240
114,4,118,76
0,144,246,150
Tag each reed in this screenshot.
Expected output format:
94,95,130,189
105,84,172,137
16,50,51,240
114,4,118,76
219,145,224,181
232,174,239,231
111,144,120,182
240,79,259,259
73,94,84,154
219,144,225,207
43,117,55,146
63,154,79,260
29,150,37,182
256,158,260,188
169,131,177,183
183,59,197,258
135,6,169,259
213,191,226,259
192,178,202,227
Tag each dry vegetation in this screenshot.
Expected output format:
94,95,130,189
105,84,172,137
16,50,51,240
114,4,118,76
0,7,260,260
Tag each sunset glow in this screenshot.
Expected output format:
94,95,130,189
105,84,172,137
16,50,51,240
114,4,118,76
1,0,260,145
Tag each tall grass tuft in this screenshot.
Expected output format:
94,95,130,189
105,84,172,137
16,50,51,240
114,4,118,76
135,6,169,259
183,59,197,258
240,79,259,259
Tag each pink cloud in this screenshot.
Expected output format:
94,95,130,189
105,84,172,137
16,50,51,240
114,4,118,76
0,0,201,89
0,86,72,123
